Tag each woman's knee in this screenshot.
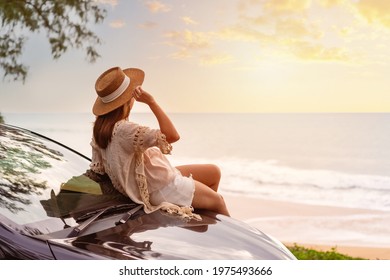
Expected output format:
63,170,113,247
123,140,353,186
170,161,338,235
209,164,221,180
216,193,226,209
206,164,221,190
215,194,230,216
176,164,220,181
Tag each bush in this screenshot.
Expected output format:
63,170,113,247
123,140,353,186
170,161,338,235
287,244,365,260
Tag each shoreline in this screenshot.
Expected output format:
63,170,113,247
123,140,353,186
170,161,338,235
223,194,390,260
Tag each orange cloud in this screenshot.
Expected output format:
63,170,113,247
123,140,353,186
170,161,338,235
145,0,171,13
355,0,390,28
231,0,352,62
217,26,271,42
275,17,322,39
163,30,234,65
262,0,311,14
239,0,311,15
109,20,125,29
164,30,212,50
288,41,349,61
161,0,390,66
138,21,158,29
200,53,234,65
317,0,346,8
181,16,198,25
95,0,118,6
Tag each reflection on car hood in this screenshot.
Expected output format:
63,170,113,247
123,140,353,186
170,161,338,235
49,210,295,260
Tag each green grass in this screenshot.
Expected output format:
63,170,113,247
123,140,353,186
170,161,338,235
287,244,365,260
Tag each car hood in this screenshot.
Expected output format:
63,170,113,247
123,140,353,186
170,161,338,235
48,210,295,260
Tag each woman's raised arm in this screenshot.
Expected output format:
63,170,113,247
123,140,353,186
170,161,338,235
133,86,180,143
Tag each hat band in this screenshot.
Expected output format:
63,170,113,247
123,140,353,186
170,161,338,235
100,75,130,104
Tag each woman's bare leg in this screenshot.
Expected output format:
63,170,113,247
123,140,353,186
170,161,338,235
176,164,229,216
192,180,230,216
176,164,221,192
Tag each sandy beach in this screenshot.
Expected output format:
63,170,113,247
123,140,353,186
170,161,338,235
224,195,390,260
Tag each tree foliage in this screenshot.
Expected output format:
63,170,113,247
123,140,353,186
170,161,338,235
0,0,106,82
0,125,64,213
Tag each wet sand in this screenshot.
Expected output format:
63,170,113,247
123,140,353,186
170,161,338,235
224,194,390,260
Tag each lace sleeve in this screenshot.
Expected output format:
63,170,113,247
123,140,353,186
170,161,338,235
133,125,172,154
90,139,105,175
156,130,172,154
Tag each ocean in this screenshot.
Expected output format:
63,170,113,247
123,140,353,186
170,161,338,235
4,112,390,211
3,112,390,247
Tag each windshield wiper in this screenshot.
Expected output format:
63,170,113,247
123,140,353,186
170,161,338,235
75,204,137,222
67,204,139,238
115,204,143,225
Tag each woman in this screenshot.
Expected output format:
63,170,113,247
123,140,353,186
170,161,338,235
90,66,230,220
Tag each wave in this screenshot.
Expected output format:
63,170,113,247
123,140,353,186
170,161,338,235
172,157,390,211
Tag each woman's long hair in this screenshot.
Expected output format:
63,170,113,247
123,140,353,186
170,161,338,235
93,102,131,149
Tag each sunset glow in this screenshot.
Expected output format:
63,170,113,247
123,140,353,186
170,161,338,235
1,0,390,113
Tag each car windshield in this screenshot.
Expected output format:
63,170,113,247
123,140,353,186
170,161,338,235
0,125,131,235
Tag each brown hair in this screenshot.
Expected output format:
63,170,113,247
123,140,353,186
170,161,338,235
93,102,131,149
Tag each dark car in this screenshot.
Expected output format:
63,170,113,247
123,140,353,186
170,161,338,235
0,124,295,260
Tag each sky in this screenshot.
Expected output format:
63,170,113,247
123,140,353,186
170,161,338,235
1,0,390,113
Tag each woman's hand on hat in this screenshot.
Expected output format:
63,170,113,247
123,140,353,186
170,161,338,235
133,86,155,106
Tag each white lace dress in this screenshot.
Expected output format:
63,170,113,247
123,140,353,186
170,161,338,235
90,119,200,220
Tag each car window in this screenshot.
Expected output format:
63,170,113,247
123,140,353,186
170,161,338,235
0,125,106,234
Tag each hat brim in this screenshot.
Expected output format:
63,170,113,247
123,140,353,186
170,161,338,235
93,68,145,116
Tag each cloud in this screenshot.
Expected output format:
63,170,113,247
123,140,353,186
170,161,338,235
217,26,272,42
138,21,158,29
163,30,234,65
288,41,349,61
164,30,212,52
263,0,311,14
109,20,125,28
161,0,389,66
318,0,390,29
145,0,171,13
239,0,311,15
230,0,352,62
335,26,353,37
355,0,390,28
181,16,198,25
95,0,118,6
275,18,322,39
200,53,234,65
317,0,347,8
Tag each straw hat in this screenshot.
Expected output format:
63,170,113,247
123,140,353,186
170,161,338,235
93,67,144,116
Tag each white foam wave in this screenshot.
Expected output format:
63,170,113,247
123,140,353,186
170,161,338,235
171,157,390,211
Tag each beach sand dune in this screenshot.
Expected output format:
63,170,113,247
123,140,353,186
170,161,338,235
224,195,390,260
